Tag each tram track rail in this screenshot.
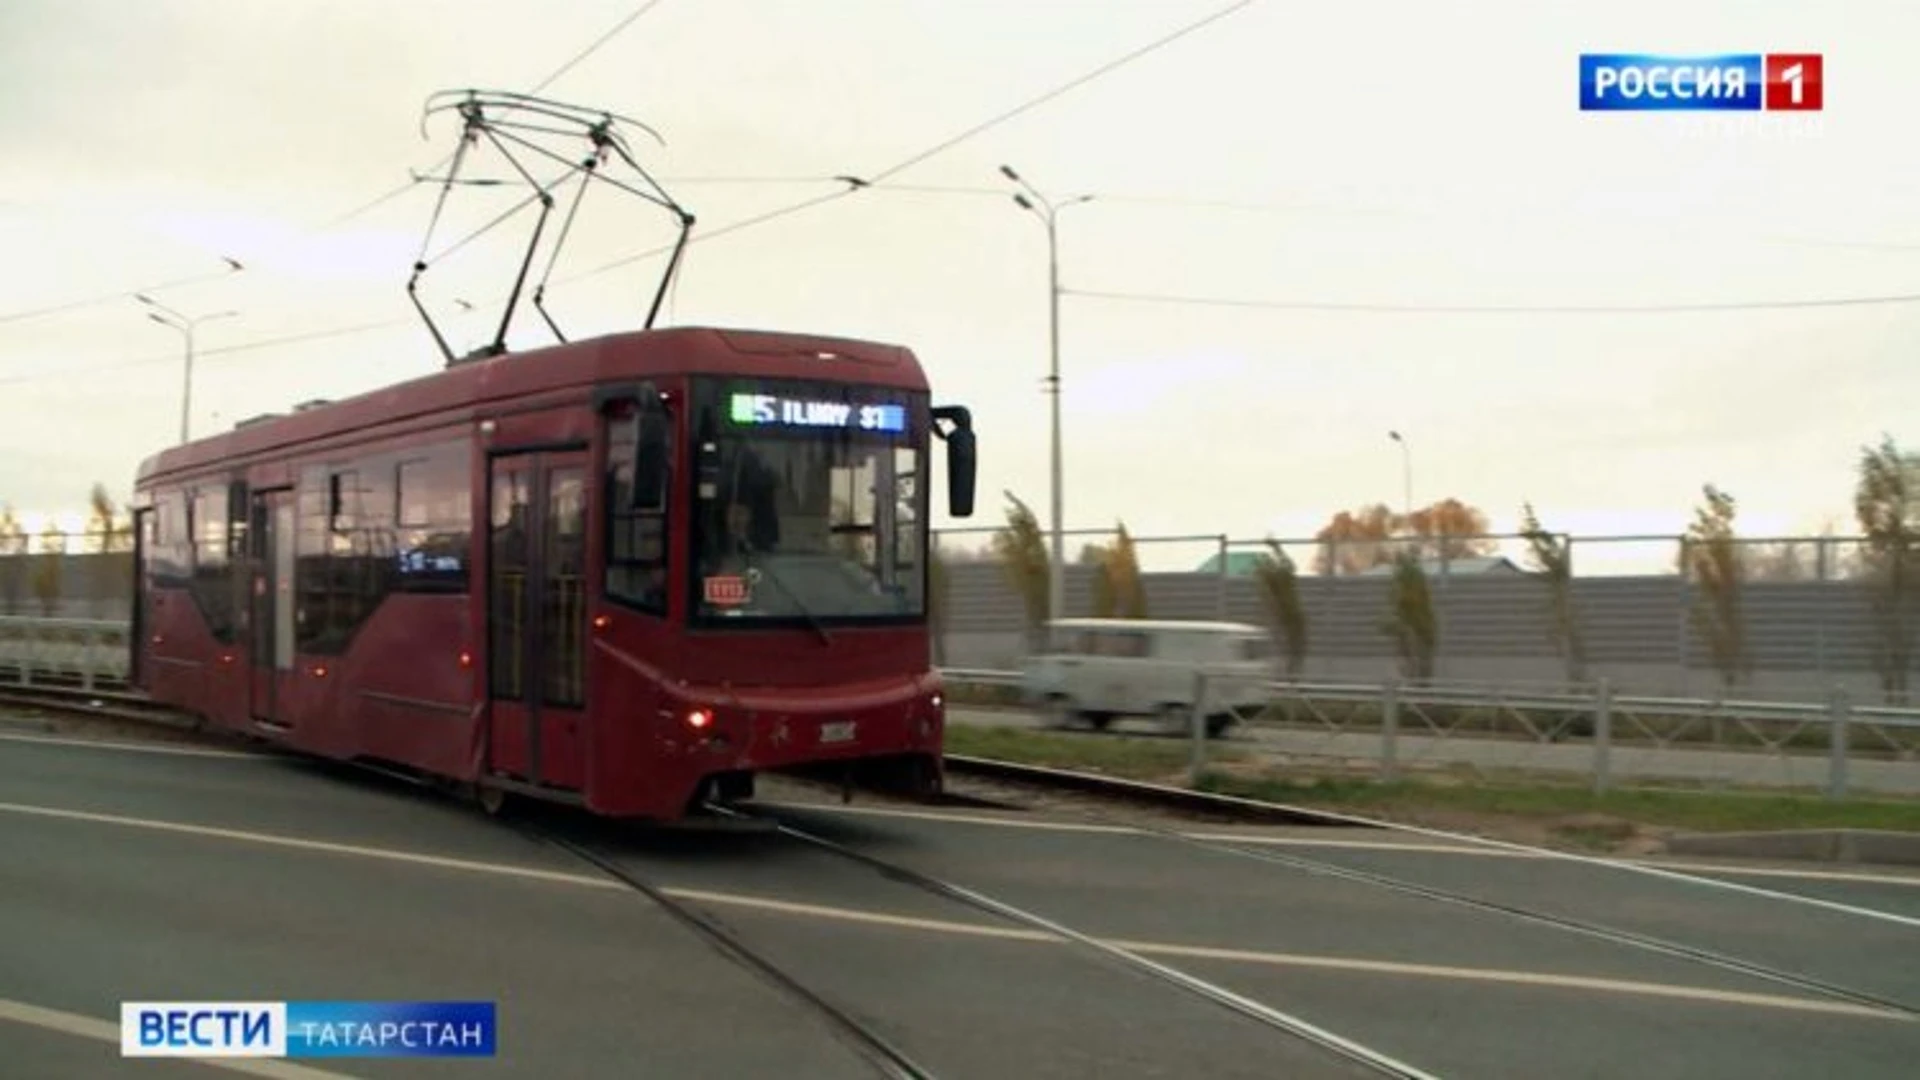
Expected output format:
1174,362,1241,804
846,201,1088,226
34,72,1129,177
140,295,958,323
517,819,939,1080
924,759,1920,1020
0,680,198,730
11,681,1913,1046
700,802,1442,1079
1064,809,1920,1020
941,756,1920,932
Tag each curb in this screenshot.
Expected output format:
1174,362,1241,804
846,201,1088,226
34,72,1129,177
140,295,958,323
943,754,1374,828
1665,829,1920,868
945,755,1920,870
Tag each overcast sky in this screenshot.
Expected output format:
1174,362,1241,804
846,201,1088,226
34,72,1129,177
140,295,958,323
1,0,1914,570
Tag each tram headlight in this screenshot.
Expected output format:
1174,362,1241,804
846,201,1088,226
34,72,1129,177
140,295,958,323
686,707,714,730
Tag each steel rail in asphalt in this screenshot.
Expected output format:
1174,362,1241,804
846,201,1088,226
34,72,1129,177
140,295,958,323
709,804,1442,1080
944,755,1920,932
514,820,939,1080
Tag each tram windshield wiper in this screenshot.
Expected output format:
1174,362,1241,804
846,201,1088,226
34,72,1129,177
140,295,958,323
744,547,832,645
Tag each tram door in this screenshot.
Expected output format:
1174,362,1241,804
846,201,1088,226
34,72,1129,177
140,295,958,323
129,506,151,690
248,489,296,728
486,451,589,791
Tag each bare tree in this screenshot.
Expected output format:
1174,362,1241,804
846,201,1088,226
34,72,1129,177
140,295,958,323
1747,539,1818,582
1079,540,1114,617
0,504,25,615
1681,484,1748,691
32,523,65,616
1105,522,1148,618
1519,501,1585,683
1854,436,1920,704
1251,539,1308,677
1380,550,1437,683
927,541,950,666
87,483,135,554
990,491,1050,650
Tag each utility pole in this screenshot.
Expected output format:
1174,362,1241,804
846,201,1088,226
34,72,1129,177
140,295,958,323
1388,429,1412,519
1001,164,1092,623
137,297,238,444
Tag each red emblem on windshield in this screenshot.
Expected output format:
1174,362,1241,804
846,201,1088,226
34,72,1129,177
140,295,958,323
704,575,749,605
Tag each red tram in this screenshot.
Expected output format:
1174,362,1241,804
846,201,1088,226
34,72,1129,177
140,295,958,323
129,326,978,820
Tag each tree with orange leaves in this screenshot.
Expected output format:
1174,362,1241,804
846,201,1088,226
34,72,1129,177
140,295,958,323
1400,498,1497,562
1313,503,1397,575
1313,499,1496,575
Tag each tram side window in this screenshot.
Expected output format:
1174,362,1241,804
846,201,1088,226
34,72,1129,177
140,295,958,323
187,486,241,644
393,443,472,594
297,445,470,655
150,490,191,588
342,464,397,628
295,466,347,654
328,465,396,644
606,412,667,613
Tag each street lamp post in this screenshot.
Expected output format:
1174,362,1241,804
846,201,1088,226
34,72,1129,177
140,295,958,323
1388,430,1412,520
1001,164,1092,623
137,296,237,444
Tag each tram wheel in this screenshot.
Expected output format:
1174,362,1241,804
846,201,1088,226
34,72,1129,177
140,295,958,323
475,784,509,818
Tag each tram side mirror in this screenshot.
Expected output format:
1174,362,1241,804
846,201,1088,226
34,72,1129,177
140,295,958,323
946,428,976,517
933,404,976,518
629,384,670,512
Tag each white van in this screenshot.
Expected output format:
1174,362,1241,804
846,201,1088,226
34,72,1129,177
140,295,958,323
1017,618,1274,738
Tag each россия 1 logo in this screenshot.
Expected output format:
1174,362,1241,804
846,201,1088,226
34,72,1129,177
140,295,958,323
1580,54,1822,111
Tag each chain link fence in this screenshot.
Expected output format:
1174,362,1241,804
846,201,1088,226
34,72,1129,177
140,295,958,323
6,523,1913,705
0,526,135,621
933,528,1916,705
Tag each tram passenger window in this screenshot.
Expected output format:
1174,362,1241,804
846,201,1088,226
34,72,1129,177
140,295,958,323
223,481,245,558
328,471,357,535
892,446,920,571
607,411,668,614
150,490,190,586
393,443,473,594
183,488,241,643
397,460,431,528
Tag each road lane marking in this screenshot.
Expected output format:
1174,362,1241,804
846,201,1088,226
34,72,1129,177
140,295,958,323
2,798,1907,1022
0,999,359,1078
760,801,1920,889
0,801,622,890
0,731,268,760
10,736,1912,890
1094,943,1907,1022
667,887,1053,943
666,889,1907,1021
1188,834,1920,887
755,799,1138,834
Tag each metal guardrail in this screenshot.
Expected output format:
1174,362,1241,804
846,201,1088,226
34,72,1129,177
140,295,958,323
0,616,130,690
934,666,1920,800
936,667,1920,729
2,619,1914,797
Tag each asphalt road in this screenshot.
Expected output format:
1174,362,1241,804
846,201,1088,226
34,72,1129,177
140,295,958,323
3,724,1918,1079
746,797,1920,1080
947,705,1920,794
0,730,1373,1079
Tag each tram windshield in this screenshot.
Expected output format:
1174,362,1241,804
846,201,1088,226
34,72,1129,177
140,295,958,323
687,377,927,625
